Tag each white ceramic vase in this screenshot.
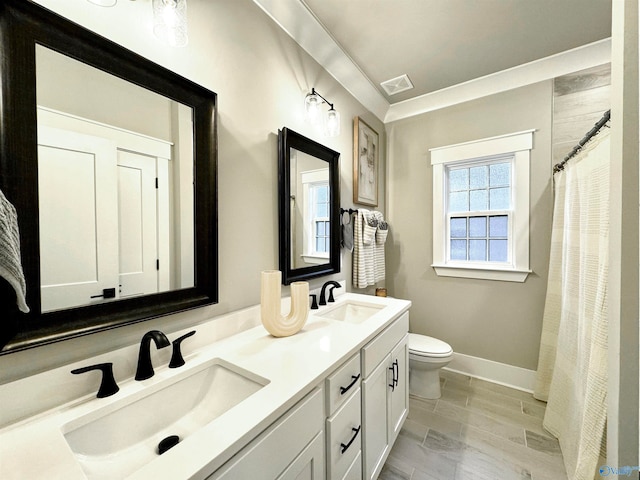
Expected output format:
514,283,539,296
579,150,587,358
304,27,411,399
260,270,309,337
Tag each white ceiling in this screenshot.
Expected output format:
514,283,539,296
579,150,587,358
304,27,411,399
254,0,612,122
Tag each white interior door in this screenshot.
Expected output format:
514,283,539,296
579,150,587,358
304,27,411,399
38,127,119,312
117,150,159,298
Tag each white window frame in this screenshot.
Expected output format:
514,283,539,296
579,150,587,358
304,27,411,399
300,169,330,264
430,130,533,282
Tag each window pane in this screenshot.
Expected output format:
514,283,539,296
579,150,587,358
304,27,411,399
489,187,510,210
469,239,486,261
450,240,467,260
489,239,508,262
449,168,469,191
469,166,487,189
469,216,487,237
489,163,510,186
325,237,330,252
316,237,323,252
324,222,330,236
470,190,488,211
316,185,328,202
489,215,508,237
449,191,468,212
450,217,467,238
317,221,325,236
316,203,328,217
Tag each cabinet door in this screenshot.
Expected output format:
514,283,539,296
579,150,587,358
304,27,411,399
209,389,324,479
277,431,325,480
388,335,409,444
362,354,390,480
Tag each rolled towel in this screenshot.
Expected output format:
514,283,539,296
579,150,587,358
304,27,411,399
362,211,377,245
376,227,388,245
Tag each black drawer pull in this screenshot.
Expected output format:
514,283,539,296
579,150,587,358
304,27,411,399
339,374,361,395
340,426,361,454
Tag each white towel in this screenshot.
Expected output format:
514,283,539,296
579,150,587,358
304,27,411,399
372,211,386,283
353,209,388,288
362,211,377,245
0,188,29,313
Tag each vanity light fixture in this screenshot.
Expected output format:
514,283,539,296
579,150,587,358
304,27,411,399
304,88,341,137
87,0,117,6
152,0,188,47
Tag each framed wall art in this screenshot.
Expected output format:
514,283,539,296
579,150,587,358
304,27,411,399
353,117,379,206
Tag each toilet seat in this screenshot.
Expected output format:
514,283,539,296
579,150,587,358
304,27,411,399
408,333,453,358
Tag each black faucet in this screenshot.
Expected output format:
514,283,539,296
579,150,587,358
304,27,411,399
135,330,171,380
319,281,341,306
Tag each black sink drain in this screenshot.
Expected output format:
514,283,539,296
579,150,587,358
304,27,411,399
157,435,180,455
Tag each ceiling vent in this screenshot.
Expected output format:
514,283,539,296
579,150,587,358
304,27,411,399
380,74,414,96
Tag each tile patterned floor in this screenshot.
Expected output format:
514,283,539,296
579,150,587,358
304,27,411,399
380,370,568,480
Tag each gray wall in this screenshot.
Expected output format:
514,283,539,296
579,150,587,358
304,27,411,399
1,0,385,383
386,81,553,370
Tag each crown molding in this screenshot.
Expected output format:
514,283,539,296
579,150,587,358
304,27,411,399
384,38,611,123
252,0,389,121
252,0,611,125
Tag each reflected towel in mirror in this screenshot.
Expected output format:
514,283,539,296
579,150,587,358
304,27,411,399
0,188,29,313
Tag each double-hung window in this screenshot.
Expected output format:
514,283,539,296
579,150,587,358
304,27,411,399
430,130,533,282
299,168,330,264
447,158,512,263
311,183,330,255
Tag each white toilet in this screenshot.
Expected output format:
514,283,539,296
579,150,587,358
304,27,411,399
408,333,453,399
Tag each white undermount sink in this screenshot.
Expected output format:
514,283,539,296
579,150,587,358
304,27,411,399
62,358,269,480
318,299,385,323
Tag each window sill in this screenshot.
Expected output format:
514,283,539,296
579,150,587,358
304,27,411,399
432,264,531,282
301,254,329,265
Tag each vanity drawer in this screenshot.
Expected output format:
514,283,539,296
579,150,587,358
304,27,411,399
326,388,361,480
361,312,409,378
325,353,361,415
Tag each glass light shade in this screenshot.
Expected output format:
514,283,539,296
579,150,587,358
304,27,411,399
87,0,117,6
324,108,341,137
153,0,188,48
304,93,322,124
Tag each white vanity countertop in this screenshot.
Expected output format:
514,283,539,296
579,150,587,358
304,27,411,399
0,293,411,480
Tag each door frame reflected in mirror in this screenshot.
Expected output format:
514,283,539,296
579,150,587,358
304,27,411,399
278,127,340,285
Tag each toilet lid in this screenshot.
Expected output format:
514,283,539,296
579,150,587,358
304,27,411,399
408,333,453,357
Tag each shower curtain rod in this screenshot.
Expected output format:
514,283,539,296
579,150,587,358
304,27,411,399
553,109,611,173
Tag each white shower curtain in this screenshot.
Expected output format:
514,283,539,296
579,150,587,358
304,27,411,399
534,128,610,480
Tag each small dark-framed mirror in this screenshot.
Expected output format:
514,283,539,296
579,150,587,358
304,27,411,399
278,127,340,285
0,0,218,352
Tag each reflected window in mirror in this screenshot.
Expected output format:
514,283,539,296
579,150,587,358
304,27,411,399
279,128,340,285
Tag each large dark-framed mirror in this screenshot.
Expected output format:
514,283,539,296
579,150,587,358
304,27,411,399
0,0,218,353
278,127,340,285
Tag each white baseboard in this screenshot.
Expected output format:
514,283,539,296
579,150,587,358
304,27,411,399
444,352,536,393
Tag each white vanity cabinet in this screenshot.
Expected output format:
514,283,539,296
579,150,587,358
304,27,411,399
207,388,325,480
361,312,409,480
